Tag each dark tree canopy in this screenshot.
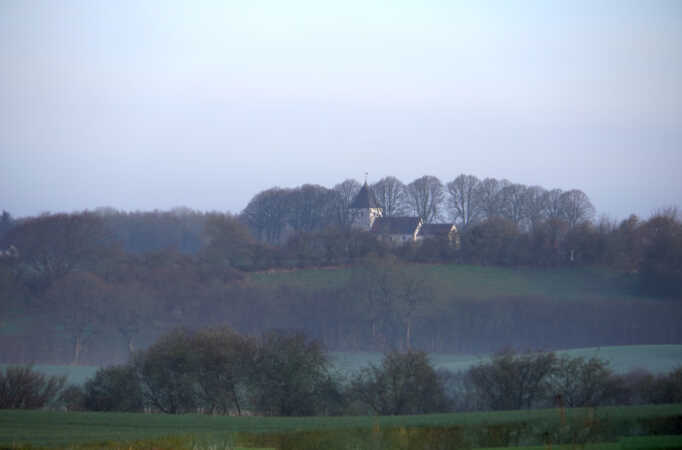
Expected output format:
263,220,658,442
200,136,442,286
351,351,446,415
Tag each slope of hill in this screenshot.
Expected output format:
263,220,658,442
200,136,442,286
248,263,641,302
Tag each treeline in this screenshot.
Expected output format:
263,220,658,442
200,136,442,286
243,175,596,241
3,328,681,415
240,175,680,297
1,209,682,364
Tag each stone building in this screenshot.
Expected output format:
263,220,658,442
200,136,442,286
349,182,458,246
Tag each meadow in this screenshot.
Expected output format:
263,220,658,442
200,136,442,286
248,264,642,302
1,404,681,449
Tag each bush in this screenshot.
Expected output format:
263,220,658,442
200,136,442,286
59,385,86,411
250,331,337,416
645,366,682,404
0,365,65,409
549,355,627,407
192,327,253,415
84,364,144,412
468,349,557,410
133,329,198,414
351,351,447,415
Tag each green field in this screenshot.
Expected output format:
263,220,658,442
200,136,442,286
248,264,642,302
1,404,680,449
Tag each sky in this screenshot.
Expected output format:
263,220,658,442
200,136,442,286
1,0,681,221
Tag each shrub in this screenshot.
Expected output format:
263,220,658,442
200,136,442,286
0,365,65,409
250,331,337,416
351,351,447,415
84,364,144,412
647,366,682,404
133,329,198,414
549,355,628,407
59,385,86,411
468,349,557,410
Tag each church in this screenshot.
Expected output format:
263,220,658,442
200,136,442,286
349,182,458,246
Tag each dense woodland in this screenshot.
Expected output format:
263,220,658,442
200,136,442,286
1,174,681,365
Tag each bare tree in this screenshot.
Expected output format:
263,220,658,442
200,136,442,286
372,176,407,217
1,213,115,290
45,272,110,365
393,266,431,350
542,189,565,221
350,257,399,349
549,356,625,407
108,283,155,358
446,174,481,228
333,179,362,227
286,184,337,233
498,183,528,227
202,213,256,269
475,178,507,220
0,365,66,409
406,175,444,223
521,186,548,231
351,257,430,350
560,189,595,228
242,188,290,243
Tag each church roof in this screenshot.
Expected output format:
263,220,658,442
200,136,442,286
371,216,422,235
350,182,380,209
418,223,456,237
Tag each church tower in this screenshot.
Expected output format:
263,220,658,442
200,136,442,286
350,182,383,231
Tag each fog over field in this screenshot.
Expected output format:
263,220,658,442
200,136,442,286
1,0,681,220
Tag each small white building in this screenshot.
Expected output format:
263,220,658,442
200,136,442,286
350,182,383,231
349,182,458,246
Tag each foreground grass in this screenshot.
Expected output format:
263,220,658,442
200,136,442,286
1,404,680,449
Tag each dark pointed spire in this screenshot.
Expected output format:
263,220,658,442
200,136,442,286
350,181,380,209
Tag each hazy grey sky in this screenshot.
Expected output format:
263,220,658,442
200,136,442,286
2,0,681,220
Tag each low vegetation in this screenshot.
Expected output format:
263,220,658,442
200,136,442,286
0,365,65,409
1,404,681,449
5,329,681,418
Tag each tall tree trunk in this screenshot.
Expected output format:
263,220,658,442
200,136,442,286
406,317,412,351
127,335,135,356
72,335,82,365
231,384,242,416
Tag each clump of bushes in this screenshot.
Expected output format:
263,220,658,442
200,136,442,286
0,365,65,409
6,329,681,416
350,350,447,415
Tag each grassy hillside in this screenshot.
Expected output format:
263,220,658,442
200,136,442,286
248,264,642,302
1,404,680,449
3,263,677,365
